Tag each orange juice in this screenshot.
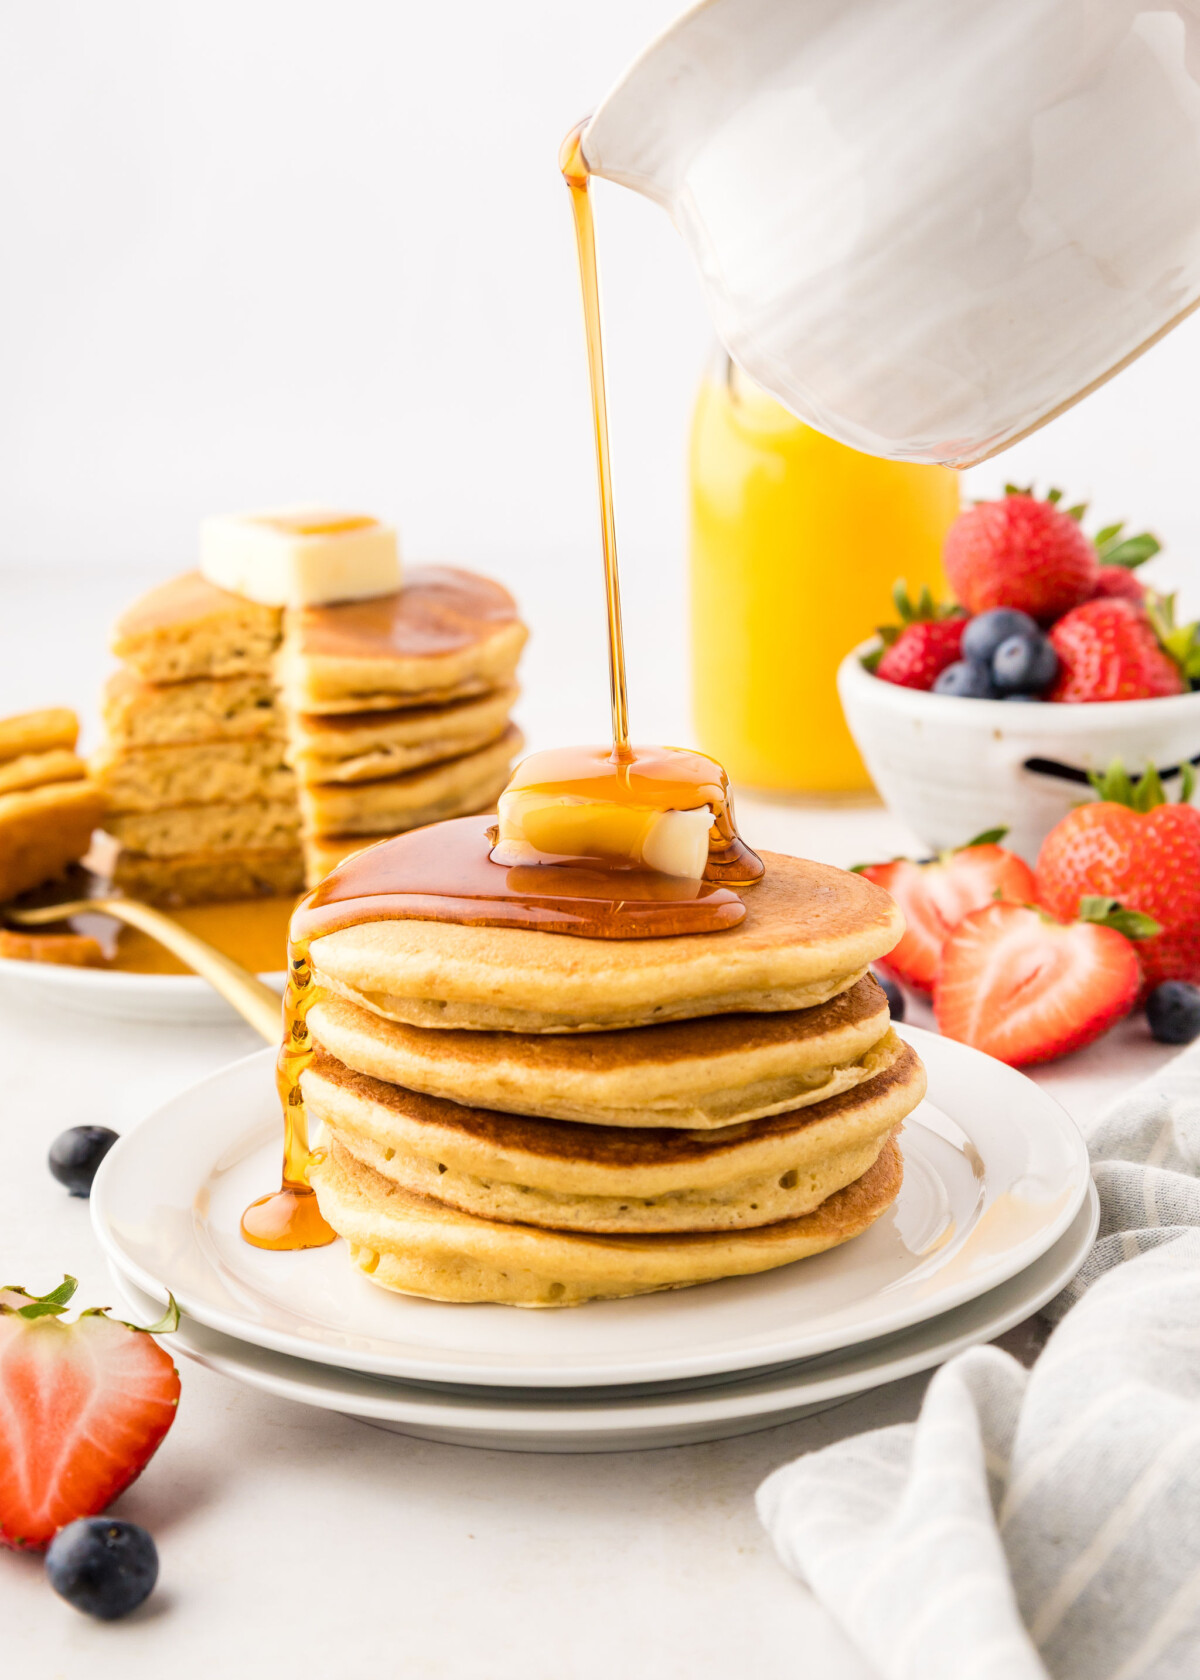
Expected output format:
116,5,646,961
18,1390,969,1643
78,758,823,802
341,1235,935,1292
690,358,960,794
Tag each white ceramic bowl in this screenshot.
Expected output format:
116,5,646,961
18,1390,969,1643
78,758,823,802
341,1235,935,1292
838,642,1200,862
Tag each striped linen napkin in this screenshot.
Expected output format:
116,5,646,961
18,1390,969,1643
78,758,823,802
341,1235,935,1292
757,1039,1200,1680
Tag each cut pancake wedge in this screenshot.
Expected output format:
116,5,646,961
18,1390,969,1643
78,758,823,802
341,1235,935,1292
309,1132,905,1306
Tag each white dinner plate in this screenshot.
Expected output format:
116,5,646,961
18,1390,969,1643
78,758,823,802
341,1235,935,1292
91,1023,1091,1388
0,955,285,1027
106,1184,1098,1452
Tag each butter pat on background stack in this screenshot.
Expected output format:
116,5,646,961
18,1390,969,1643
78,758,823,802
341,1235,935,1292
199,510,402,608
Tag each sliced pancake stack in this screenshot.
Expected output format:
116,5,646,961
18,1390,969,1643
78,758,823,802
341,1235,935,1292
276,566,526,885
94,565,527,902
93,574,305,905
304,845,925,1307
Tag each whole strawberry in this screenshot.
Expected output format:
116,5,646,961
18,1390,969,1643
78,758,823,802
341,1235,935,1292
1048,598,1184,702
1035,762,1200,989
0,1278,180,1551
1088,520,1160,606
944,487,1098,622
1091,567,1147,605
870,583,964,691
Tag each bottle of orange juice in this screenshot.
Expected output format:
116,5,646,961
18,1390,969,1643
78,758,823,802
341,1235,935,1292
690,356,959,794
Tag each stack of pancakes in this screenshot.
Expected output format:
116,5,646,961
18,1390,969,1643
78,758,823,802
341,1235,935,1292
0,708,105,903
94,573,305,904
276,566,526,884
305,848,924,1307
95,566,527,902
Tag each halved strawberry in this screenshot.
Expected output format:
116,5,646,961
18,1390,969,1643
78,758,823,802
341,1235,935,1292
0,1278,180,1551
933,899,1153,1065
858,831,1036,992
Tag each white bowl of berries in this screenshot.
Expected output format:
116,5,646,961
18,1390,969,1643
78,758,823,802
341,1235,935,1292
839,488,1200,862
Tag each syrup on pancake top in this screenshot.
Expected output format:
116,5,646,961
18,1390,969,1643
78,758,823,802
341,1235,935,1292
237,122,916,1297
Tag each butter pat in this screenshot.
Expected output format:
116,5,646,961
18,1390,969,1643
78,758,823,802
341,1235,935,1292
493,790,712,880
200,509,401,608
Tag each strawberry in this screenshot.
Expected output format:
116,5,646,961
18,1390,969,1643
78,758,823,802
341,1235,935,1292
1091,566,1147,605
0,1278,180,1551
943,487,1098,622
1047,598,1185,702
933,899,1149,1065
1088,519,1161,605
857,829,1036,992
869,583,965,691
1035,762,1200,990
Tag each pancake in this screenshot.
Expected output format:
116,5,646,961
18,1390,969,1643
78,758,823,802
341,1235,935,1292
102,669,282,746
107,800,301,856
93,737,295,812
111,845,305,906
306,974,894,1128
277,566,528,715
112,571,282,682
304,1035,921,1234
308,1130,905,1306
0,777,106,903
288,685,518,784
298,725,522,837
309,847,903,1033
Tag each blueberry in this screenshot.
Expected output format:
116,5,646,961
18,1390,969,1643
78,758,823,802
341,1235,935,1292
873,972,905,1022
1146,981,1200,1045
932,660,997,699
45,1519,158,1621
1002,692,1042,702
48,1126,120,1197
962,608,1040,665
992,633,1059,694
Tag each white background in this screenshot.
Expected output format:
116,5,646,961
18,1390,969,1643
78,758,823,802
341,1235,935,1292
2,0,1199,749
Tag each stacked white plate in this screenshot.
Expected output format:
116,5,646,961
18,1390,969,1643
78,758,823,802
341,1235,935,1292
91,1024,1096,1453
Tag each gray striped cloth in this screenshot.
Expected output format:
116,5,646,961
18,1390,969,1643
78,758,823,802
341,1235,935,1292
757,1040,1200,1680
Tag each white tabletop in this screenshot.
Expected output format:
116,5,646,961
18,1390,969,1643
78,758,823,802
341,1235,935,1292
0,568,1179,1676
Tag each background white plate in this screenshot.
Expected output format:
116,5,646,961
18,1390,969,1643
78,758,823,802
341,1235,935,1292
0,955,285,1026
91,1024,1091,1387
107,1185,1098,1452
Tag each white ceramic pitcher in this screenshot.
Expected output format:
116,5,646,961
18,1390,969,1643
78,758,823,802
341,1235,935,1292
582,0,1200,466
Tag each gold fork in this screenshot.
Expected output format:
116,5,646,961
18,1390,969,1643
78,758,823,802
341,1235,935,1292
6,898,281,1042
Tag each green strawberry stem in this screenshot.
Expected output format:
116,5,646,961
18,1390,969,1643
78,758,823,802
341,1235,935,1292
1087,758,1196,811
1146,593,1200,683
1077,895,1162,940
0,1276,180,1334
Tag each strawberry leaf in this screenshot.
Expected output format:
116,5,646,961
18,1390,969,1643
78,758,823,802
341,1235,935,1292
1078,895,1161,940
1087,759,1137,806
1099,532,1160,569
1093,521,1125,548
861,646,884,674
4,1276,80,1320
961,826,1009,848
1065,503,1089,521
1180,762,1197,805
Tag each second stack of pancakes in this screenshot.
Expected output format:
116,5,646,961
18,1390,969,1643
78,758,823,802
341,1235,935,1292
304,842,925,1306
277,566,527,884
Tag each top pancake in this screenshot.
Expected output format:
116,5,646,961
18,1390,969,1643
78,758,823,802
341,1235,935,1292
309,848,904,1033
112,572,283,683
277,565,528,714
